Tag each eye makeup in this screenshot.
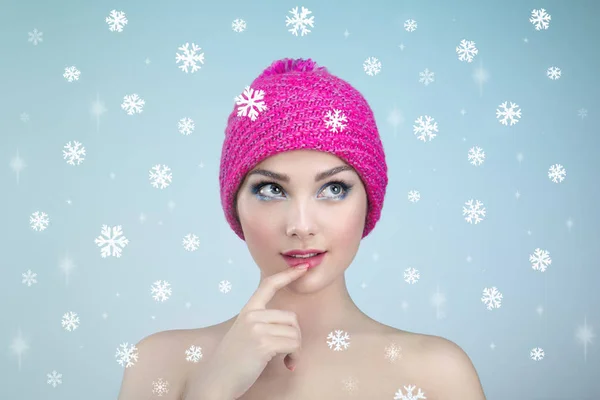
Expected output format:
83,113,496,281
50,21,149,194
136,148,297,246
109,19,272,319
250,179,354,201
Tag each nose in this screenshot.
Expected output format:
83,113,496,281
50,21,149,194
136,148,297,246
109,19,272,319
285,200,317,237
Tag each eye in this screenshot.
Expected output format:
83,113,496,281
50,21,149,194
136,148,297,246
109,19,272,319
250,180,354,200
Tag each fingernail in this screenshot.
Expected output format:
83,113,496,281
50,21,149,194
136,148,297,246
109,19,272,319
299,263,309,270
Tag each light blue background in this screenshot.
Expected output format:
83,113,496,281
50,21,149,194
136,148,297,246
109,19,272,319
1,0,598,399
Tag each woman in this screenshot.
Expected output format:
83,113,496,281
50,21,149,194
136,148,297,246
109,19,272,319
118,58,487,399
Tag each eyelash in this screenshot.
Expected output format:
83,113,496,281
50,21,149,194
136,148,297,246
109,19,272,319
250,179,354,201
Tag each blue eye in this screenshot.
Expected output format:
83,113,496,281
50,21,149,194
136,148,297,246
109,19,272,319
250,180,354,201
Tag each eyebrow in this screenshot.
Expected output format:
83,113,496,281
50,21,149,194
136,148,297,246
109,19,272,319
247,165,355,183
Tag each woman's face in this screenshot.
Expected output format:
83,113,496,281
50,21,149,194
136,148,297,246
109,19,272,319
234,149,368,289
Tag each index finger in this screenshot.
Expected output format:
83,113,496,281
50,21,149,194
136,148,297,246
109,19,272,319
243,264,309,311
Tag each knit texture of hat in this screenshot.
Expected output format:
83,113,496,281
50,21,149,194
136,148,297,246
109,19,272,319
219,57,388,241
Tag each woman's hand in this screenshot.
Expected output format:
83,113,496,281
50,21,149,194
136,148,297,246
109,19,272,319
183,263,310,400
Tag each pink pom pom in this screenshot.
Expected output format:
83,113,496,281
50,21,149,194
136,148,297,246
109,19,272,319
259,58,327,77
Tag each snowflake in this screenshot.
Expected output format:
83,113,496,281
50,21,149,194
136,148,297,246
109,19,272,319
456,39,478,63
481,286,503,310
418,68,434,86
408,190,420,203
28,28,43,45
219,280,232,293
577,108,588,119
404,268,420,284
61,311,80,331
548,164,566,183
46,370,62,387
149,164,173,189
323,109,348,133
29,211,50,231
22,269,37,286
326,329,351,351
175,42,205,73
285,6,315,36
63,66,81,82
363,57,382,76
115,342,139,368
182,234,200,251
121,93,145,115
468,146,485,166
394,384,427,399
94,224,129,258
496,101,522,126
151,280,172,302
106,10,128,32
462,199,486,224
546,66,561,80
152,378,170,396
235,86,268,121
413,115,438,142
178,117,195,135
530,8,551,31
232,18,247,33
404,19,417,32
530,347,545,361
529,248,552,272
185,345,203,363
63,141,86,165
20,112,30,122
341,376,359,394
384,342,403,363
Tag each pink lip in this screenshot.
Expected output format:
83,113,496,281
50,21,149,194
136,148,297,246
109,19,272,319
282,252,326,268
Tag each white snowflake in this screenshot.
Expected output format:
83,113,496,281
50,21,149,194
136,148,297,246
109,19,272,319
46,370,62,387
577,108,587,119
530,8,551,31
408,190,420,203
326,329,351,351
115,342,139,368
152,378,170,396
219,280,232,293
22,269,37,286
63,141,86,165
235,86,268,121
418,68,434,86
413,115,438,142
341,376,359,393
529,248,552,272
61,311,80,331
106,10,128,32
175,42,205,73
94,225,129,258
404,268,420,284
462,199,486,224
546,66,561,80
151,280,172,302
468,146,485,166
496,101,522,126
285,6,315,36
63,66,81,82
363,57,382,76
456,39,478,63
20,112,30,122
232,18,247,33
530,347,545,361
548,164,566,183
29,211,50,231
185,345,203,363
182,234,200,251
384,342,403,363
481,286,503,310
394,384,427,400
149,164,173,189
323,109,348,133
178,117,195,135
28,28,43,45
404,19,417,32
121,93,145,115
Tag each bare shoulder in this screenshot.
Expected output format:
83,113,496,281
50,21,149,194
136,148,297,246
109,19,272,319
117,325,224,400
404,331,487,400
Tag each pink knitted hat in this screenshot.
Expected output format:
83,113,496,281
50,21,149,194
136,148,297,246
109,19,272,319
219,57,388,241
